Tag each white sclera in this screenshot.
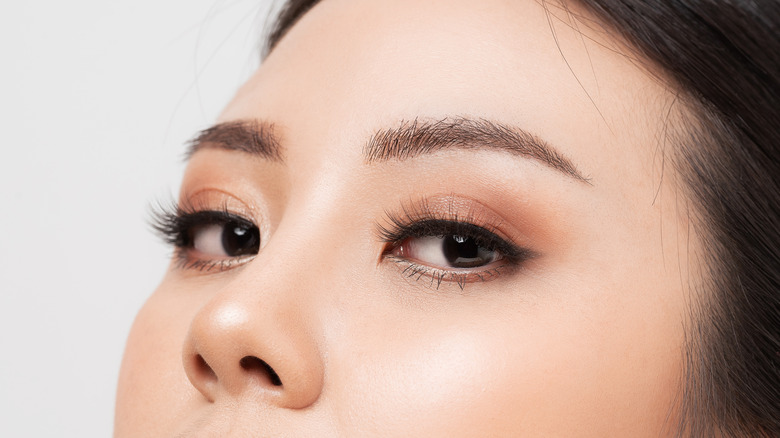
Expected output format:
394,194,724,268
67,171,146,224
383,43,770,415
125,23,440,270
406,235,500,268
193,224,228,257
407,236,450,267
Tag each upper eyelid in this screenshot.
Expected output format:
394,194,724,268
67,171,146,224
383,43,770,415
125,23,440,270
181,187,261,222
179,210,255,224
173,210,258,236
377,198,521,247
379,219,502,245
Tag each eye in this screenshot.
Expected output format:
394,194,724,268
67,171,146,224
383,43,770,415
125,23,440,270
151,207,261,271
394,234,501,269
381,218,528,271
380,218,530,289
190,219,260,258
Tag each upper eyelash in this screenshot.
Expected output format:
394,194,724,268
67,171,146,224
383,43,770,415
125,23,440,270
149,201,256,249
149,202,260,272
379,218,528,262
148,201,184,246
149,198,532,281
377,198,531,263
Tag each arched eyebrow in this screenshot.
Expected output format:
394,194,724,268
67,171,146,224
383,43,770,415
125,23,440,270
364,117,590,183
186,120,283,162
187,117,590,184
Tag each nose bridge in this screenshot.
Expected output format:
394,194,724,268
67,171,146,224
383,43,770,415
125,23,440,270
182,173,363,409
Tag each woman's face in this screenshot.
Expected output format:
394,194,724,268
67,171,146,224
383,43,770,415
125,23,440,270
116,0,698,435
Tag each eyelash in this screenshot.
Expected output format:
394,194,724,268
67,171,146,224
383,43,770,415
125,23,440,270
150,202,259,272
149,199,533,288
378,207,532,290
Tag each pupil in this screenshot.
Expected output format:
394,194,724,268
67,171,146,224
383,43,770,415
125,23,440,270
442,234,491,268
221,222,259,256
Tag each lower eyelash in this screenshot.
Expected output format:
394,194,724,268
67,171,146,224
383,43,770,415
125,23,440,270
173,255,256,272
387,255,512,291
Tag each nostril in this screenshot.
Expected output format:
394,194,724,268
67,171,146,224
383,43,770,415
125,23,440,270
195,354,217,381
240,356,282,387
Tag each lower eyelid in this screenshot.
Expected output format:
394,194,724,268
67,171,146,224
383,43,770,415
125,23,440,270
174,250,256,273
386,255,513,290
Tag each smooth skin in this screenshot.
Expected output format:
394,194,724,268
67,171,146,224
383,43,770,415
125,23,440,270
115,0,700,436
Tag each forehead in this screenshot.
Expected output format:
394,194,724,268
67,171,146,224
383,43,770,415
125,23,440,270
221,0,674,197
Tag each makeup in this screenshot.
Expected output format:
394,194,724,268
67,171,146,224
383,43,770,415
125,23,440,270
378,196,535,289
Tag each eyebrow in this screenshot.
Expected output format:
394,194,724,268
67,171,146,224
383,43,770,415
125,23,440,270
365,117,589,183
187,117,589,183
186,120,283,161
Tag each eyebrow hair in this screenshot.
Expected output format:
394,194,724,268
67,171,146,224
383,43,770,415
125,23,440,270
364,117,590,183
187,117,589,183
186,120,283,162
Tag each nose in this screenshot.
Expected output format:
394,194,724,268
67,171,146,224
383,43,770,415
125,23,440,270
182,272,325,409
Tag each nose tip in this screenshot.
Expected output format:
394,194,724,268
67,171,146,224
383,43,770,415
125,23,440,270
182,295,324,409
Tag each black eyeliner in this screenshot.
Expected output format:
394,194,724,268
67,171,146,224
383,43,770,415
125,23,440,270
149,204,255,249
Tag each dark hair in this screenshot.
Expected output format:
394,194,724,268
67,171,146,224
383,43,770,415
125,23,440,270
262,1,780,436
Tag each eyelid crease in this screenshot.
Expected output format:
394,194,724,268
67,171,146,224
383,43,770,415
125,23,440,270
378,196,513,239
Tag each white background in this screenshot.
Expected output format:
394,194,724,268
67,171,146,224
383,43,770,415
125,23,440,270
0,1,277,435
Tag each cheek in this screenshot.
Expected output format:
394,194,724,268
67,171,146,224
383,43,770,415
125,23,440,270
330,288,681,437
333,322,517,436
114,283,201,436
